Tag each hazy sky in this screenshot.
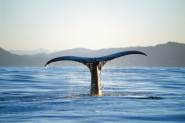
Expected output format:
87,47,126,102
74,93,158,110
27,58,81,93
0,0,184,51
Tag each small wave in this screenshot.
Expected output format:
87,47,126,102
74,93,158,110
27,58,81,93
136,96,163,100
65,93,163,100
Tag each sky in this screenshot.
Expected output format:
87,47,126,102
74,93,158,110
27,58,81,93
0,0,184,51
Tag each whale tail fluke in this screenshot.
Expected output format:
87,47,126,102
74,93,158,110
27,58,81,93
45,51,146,67
45,50,147,96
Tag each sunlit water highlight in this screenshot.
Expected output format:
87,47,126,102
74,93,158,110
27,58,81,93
0,66,185,122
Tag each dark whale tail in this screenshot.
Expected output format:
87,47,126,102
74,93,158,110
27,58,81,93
45,51,147,96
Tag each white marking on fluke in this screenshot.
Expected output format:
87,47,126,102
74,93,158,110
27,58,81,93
45,51,147,96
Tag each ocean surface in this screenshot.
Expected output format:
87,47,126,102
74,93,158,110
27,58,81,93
0,66,185,122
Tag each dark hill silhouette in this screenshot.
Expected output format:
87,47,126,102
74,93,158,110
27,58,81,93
136,42,185,67
0,47,48,67
0,42,185,67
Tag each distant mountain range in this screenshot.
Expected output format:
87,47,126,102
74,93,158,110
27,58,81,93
1,42,185,67
9,48,59,55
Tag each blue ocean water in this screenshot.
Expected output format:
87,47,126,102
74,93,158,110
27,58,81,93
0,66,185,122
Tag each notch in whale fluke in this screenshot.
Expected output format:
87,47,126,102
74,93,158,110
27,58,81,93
45,50,147,96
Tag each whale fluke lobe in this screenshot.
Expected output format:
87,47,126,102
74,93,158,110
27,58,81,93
45,51,147,96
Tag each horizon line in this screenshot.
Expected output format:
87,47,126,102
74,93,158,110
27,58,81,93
1,41,183,51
